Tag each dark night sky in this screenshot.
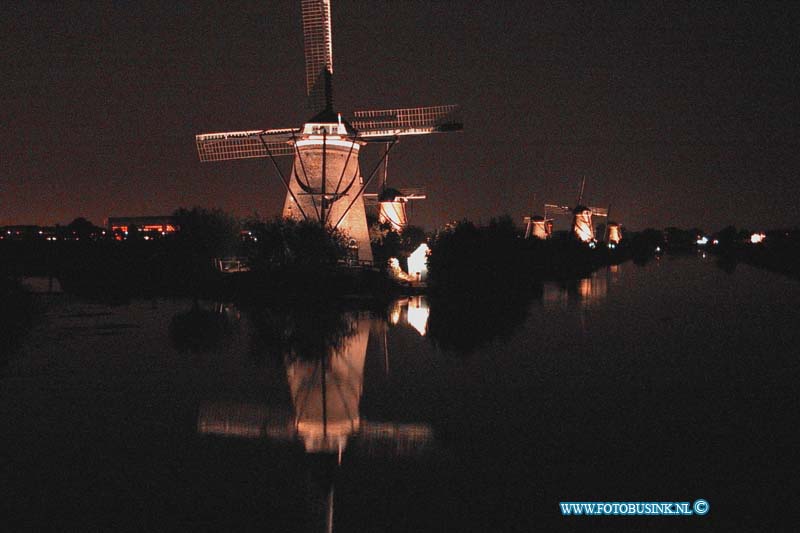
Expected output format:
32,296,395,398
3,1,799,232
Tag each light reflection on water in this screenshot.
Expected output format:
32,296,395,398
197,312,433,456
542,269,613,310
388,296,430,336
196,311,434,532
5,257,800,530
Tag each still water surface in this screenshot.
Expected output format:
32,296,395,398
3,256,799,530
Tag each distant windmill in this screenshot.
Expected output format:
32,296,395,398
195,0,462,263
364,153,427,232
544,178,608,243
521,194,552,240
606,222,622,245
523,215,552,239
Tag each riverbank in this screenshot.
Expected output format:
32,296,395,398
2,236,636,304
709,232,800,280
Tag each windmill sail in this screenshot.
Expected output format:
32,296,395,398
302,0,334,114
544,204,572,216
195,128,299,162
544,203,607,217
352,105,462,139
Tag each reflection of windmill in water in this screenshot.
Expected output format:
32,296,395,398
542,269,610,310
195,0,462,263
197,311,433,531
544,178,609,244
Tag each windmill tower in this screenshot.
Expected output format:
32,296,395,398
195,0,462,263
544,178,608,244
523,215,552,239
544,203,608,243
607,222,622,245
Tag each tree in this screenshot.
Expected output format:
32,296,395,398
66,217,103,239
245,217,348,271
172,207,241,261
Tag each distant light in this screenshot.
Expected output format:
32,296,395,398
406,296,429,336
655,246,662,253
712,239,719,245
607,243,616,249
588,241,596,249
750,232,766,244
696,236,709,245
389,301,401,325
143,235,150,241
38,230,43,235
407,243,430,281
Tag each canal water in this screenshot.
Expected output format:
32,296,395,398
2,255,798,531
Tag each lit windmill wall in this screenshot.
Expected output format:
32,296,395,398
607,222,622,244
572,206,595,243
524,215,550,239
281,127,373,262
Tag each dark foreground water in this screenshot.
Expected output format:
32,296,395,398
3,256,799,531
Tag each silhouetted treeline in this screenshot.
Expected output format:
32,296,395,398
229,217,397,302
427,217,531,293
426,216,629,294
710,227,800,280
0,208,241,301
244,217,347,271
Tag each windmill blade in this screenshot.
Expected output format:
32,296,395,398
351,421,434,458
395,187,427,200
352,105,462,139
195,128,299,162
197,402,294,440
302,0,334,113
544,203,572,216
589,206,609,217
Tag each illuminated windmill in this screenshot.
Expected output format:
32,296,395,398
607,222,622,245
523,215,552,239
195,0,462,263
364,149,428,232
544,178,608,243
544,204,608,243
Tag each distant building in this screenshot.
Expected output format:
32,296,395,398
0,225,62,241
106,216,179,234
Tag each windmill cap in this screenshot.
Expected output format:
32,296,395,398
573,204,591,214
